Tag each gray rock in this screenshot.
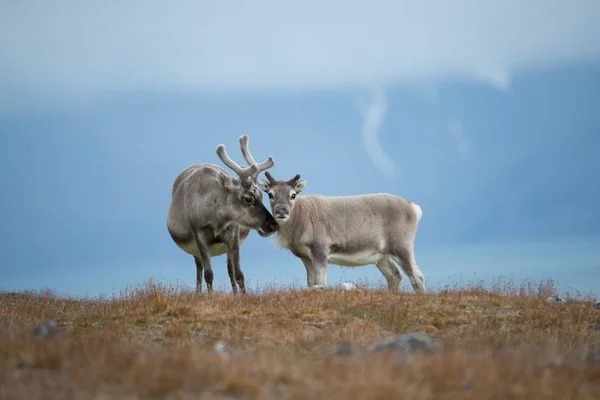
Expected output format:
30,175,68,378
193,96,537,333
370,332,444,355
214,340,233,360
332,342,360,356
586,349,600,365
192,331,206,338
242,336,251,341
263,381,286,400
32,319,62,339
546,295,564,304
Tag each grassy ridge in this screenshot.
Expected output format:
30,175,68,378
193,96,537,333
1,278,599,399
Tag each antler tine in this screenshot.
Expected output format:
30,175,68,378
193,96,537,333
239,134,275,175
287,174,301,185
256,156,275,172
216,144,259,181
238,135,256,165
264,171,277,185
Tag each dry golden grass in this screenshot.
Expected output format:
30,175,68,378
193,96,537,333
1,277,599,399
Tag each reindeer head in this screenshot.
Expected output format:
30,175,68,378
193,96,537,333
257,172,307,223
216,135,278,237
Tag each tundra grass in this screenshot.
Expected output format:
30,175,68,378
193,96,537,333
1,277,599,399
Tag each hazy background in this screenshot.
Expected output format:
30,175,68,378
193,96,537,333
1,1,599,297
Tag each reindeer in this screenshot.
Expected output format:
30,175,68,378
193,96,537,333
257,172,426,294
166,135,277,294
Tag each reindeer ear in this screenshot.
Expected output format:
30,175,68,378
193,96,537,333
257,179,271,192
294,179,307,193
219,172,240,192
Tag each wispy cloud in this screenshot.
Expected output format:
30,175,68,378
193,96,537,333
447,120,472,156
359,87,397,178
1,1,599,110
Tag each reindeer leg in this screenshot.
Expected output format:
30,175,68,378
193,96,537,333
376,257,402,292
310,246,329,288
226,256,238,294
191,230,214,293
224,224,245,294
194,256,204,293
391,245,425,294
300,258,317,287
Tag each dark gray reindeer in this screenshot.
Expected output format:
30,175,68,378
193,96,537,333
257,172,426,294
167,135,277,294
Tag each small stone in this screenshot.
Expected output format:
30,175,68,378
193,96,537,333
31,319,62,339
263,381,286,400
214,340,233,360
332,343,360,356
546,295,564,304
370,332,444,355
192,331,206,338
242,336,251,341
586,349,600,365
339,282,357,291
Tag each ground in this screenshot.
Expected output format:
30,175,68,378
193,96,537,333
1,277,599,399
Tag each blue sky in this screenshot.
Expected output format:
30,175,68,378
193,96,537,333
1,1,600,298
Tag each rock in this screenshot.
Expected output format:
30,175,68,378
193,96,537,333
369,332,444,355
31,319,62,339
332,342,360,356
339,282,357,291
263,380,286,400
586,349,600,365
214,340,233,360
192,331,206,338
546,295,564,304
242,336,251,341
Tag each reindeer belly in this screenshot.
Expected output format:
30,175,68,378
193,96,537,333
177,241,229,257
328,251,385,267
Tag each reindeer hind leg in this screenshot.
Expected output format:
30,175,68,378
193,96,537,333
376,257,402,292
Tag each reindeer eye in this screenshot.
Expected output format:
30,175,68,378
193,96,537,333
243,196,254,204
268,193,274,199
291,193,296,200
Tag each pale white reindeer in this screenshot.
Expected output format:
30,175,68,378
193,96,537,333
166,135,277,294
257,172,426,294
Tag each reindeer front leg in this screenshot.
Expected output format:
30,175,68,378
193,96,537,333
191,230,214,293
310,246,329,288
300,258,317,287
225,256,238,294
194,257,204,292
224,224,245,294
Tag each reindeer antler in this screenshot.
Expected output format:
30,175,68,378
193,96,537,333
264,171,277,185
239,134,275,181
287,174,301,185
216,144,259,184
